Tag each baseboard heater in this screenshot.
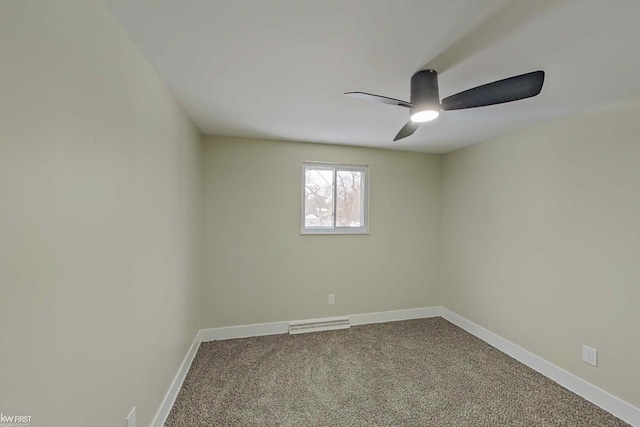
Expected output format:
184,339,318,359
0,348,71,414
288,316,350,335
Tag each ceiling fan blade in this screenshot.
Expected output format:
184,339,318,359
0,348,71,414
441,70,545,111
393,121,420,141
345,92,413,108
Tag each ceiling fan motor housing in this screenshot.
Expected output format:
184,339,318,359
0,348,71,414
410,69,440,113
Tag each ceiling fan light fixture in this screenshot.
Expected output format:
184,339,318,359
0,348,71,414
345,68,545,141
410,109,440,123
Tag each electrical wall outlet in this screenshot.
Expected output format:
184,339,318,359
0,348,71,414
328,294,335,305
583,345,598,367
126,407,136,427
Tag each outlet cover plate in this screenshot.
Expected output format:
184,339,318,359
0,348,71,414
126,407,136,427
583,345,598,367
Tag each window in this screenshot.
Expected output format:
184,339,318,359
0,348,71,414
302,162,369,234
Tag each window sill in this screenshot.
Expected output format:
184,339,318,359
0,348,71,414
300,228,369,235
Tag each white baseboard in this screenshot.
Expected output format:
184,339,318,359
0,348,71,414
197,320,289,342
350,306,440,326
150,333,200,427
197,306,440,342
439,307,640,427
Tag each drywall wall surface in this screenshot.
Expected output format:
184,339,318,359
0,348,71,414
0,1,202,426
442,94,640,407
202,136,441,328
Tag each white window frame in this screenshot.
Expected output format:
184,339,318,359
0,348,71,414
301,162,369,235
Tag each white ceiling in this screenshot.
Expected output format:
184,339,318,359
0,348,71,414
104,0,640,153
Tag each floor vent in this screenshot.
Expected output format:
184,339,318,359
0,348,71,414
288,316,350,335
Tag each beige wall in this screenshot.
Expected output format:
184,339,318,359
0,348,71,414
0,1,202,427
202,136,441,328
442,94,640,407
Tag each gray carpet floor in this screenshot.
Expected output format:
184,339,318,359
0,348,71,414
165,317,629,426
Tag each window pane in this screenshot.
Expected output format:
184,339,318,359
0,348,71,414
336,170,363,227
304,168,334,227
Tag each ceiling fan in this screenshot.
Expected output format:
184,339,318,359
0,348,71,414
345,69,545,141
